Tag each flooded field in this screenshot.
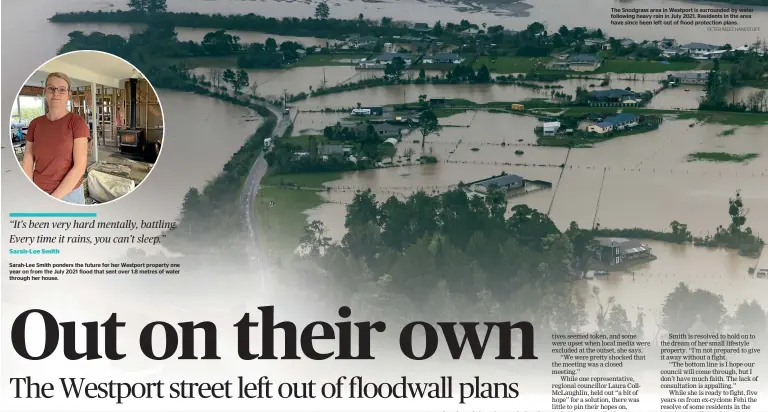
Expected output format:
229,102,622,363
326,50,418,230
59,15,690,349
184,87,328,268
193,66,370,100
289,74,757,110
300,109,768,316
304,111,768,239
28,0,768,52
155,0,768,45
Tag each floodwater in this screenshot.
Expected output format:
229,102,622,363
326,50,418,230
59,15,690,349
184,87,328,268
154,0,768,46
306,110,768,235
40,0,768,50
192,66,447,100
302,110,768,316
193,66,368,100
291,75,759,110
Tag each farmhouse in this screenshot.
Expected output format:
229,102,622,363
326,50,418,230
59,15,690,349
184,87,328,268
669,71,709,85
471,174,524,193
347,36,379,49
372,124,404,138
542,121,561,137
411,23,431,33
376,52,413,66
422,53,464,65
587,89,637,106
680,42,719,55
566,54,603,72
351,106,384,116
595,238,653,266
319,144,346,156
547,54,603,72
587,113,640,134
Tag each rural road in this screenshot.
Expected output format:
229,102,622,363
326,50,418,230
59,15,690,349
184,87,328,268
239,103,293,288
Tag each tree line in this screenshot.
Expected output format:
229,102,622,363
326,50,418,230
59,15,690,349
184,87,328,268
277,187,767,337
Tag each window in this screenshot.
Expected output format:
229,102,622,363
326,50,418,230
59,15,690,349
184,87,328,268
615,256,621,264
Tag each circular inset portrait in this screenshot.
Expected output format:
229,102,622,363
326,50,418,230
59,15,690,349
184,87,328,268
10,50,165,205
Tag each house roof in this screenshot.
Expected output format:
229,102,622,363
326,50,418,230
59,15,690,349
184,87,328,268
319,144,344,154
355,36,379,43
477,174,524,188
426,52,462,60
383,137,399,145
377,52,411,62
595,113,639,128
681,42,718,50
542,121,561,128
596,237,649,253
568,54,601,63
589,89,635,99
373,123,402,134
672,71,709,79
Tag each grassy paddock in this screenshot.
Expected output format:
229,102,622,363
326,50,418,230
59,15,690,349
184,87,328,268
687,152,759,163
291,53,370,67
255,172,342,255
261,171,342,188
595,60,699,74
473,56,552,73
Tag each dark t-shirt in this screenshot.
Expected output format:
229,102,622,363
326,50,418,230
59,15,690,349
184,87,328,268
27,113,90,194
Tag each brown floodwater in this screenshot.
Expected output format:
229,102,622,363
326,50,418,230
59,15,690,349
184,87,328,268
155,0,768,46
292,76,758,111
28,0,768,53
301,110,768,314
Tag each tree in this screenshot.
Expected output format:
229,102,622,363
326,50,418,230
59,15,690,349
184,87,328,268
233,69,250,95
208,68,222,88
727,190,748,235
265,37,278,53
662,283,726,333
732,300,767,335
222,69,235,91
128,0,148,12
146,0,167,12
418,109,440,151
314,2,330,19
300,220,332,257
384,57,406,80
249,83,259,99
669,220,692,243
345,189,379,229
700,58,728,109
475,64,491,83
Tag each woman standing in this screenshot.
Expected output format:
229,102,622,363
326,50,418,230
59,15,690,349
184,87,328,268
22,72,90,204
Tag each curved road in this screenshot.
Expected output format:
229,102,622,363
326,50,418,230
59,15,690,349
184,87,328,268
239,103,293,289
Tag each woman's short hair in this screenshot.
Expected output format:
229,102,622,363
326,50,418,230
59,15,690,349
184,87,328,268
45,72,71,91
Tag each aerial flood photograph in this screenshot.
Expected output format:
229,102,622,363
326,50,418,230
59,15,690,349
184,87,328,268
4,0,768,353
